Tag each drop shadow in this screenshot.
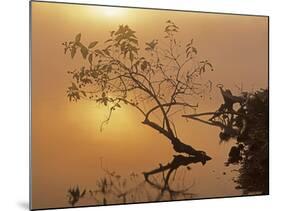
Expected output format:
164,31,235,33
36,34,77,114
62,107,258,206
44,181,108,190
17,201,29,210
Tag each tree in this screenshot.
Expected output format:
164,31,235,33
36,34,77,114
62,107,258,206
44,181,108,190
62,20,214,162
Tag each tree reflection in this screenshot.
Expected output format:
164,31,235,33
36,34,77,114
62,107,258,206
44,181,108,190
67,154,211,206
143,154,211,200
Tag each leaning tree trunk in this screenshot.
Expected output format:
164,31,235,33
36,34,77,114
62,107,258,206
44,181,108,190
142,118,211,164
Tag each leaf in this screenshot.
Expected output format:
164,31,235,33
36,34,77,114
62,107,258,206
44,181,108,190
88,41,98,48
80,46,88,59
95,49,104,56
82,78,92,84
129,38,138,44
91,70,98,78
206,62,213,68
141,61,148,70
103,49,110,56
76,42,83,48
75,92,80,100
145,40,157,50
165,25,170,32
192,47,197,54
186,39,193,47
88,53,93,64
105,39,113,43
185,46,191,53
71,47,76,58
75,33,81,42
81,91,86,97
71,82,78,90
129,52,134,63
73,73,79,82
206,62,214,71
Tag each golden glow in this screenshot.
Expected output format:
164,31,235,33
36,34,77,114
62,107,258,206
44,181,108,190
65,101,137,138
98,6,126,17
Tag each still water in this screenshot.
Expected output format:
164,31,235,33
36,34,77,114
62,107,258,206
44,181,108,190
32,101,242,209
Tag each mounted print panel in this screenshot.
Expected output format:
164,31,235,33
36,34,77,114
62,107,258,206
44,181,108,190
30,1,269,210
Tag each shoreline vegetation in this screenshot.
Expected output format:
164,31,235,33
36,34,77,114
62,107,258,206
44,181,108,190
183,87,269,194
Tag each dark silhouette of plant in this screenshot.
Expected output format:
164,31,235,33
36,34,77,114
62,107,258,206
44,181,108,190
62,20,214,162
233,89,269,194
183,85,249,142
183,87,269,194
67,186,86,206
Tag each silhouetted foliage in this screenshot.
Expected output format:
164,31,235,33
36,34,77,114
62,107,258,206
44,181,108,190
183,87,269,194
63,21,214,163
233,89,269,194
67,186,86,206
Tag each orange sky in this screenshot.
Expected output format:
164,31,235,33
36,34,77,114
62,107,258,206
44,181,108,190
31,1,268,209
